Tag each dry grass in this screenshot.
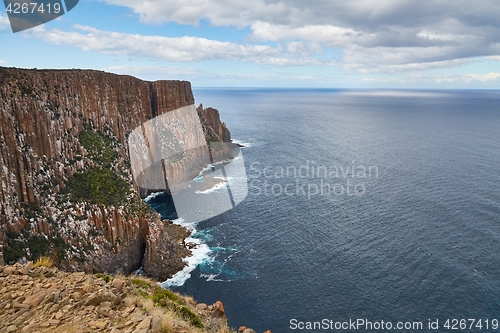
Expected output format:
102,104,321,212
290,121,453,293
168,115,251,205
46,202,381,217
149,308,176,333
33,256,54,268
129,275,157,289
217,327,234,333
123,274,233,333
184,295,197,306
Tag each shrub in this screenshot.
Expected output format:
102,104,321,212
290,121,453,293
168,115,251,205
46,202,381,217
95,273,113,282
67,167,130,206
79,130,118,167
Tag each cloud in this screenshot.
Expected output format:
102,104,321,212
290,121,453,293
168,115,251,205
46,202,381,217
100,0,500,31
103,65,201,78
29,25,335,66
0,59,6,64
362,72,500,84
97,0,500,73
101,65,335,84
0,12,10,30
484,56,500,61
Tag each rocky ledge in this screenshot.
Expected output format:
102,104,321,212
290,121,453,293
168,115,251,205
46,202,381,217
0,261,268,333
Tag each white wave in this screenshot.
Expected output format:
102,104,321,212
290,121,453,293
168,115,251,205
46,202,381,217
195,179,227,194
170,217,194,231
231,139,251,147
144,191,163,203
162,240,212,287
200,273,231,282
162,218,213,287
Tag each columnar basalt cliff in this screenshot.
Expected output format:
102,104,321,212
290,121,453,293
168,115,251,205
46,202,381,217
0,67,231,280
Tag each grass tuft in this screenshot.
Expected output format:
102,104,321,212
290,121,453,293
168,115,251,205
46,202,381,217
33,256,54,268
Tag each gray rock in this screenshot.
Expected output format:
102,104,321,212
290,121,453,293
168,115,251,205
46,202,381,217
196,303,208,311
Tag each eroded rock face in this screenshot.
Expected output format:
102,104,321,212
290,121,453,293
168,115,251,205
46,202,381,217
0,67,229,280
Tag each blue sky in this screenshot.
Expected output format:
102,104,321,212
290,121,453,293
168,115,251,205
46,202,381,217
1,0,500,88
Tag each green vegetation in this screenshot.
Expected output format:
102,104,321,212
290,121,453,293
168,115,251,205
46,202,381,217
18,84,34,96
95,273,114,283
152,287,182,306
27,235,50,260
21,202,43,220
67,167,130,206
3,231,64,265
130,277,151,289
3,232,25,264
129,276,204,329
79,130,118,167
151,286,203,328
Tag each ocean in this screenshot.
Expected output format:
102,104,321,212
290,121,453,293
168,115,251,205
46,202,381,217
147,89,500,332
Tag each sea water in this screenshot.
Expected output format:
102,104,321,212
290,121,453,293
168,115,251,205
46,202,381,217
148,89,500,332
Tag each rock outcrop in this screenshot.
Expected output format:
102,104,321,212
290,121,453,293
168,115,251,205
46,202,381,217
0,261,235,333
0,67,232,279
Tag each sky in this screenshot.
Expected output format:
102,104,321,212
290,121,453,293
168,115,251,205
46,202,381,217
1,0,500,88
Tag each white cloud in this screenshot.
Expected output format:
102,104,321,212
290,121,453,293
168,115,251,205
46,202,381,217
103,65,201,77
101,65,334,84
97,0,500,73
0,12,10,30
250,22,361,44
0,59,6,64
363,72,500,84
29,25,335,66
99,0,258,26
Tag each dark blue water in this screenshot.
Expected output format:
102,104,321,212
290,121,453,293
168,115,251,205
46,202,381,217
150,89,500,332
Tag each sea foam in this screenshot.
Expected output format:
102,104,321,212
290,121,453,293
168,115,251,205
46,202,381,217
161,218,213,287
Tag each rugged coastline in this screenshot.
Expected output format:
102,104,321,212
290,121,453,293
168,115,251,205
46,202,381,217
0,67,231,280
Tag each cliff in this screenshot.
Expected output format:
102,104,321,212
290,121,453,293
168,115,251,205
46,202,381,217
0,67,232,280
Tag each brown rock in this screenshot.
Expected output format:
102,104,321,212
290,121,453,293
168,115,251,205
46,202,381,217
19,261,33,275
151,315,162,333
13,302,30,309
85,292,119,306
94,321,108,329
5,325,17,332
21,323,40,332
243,329,256,333
212,300,226,319
23,290,50,307
136,316,152,330
112,278,124,292
3,267,17,275
238,326,247,333
131,314,148,322
216,300,225,314
48,319,60,326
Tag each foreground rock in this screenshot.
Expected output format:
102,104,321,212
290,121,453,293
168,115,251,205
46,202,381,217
0,262,268,333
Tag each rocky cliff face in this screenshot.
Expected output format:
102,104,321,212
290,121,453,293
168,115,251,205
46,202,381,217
0,67,231,279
